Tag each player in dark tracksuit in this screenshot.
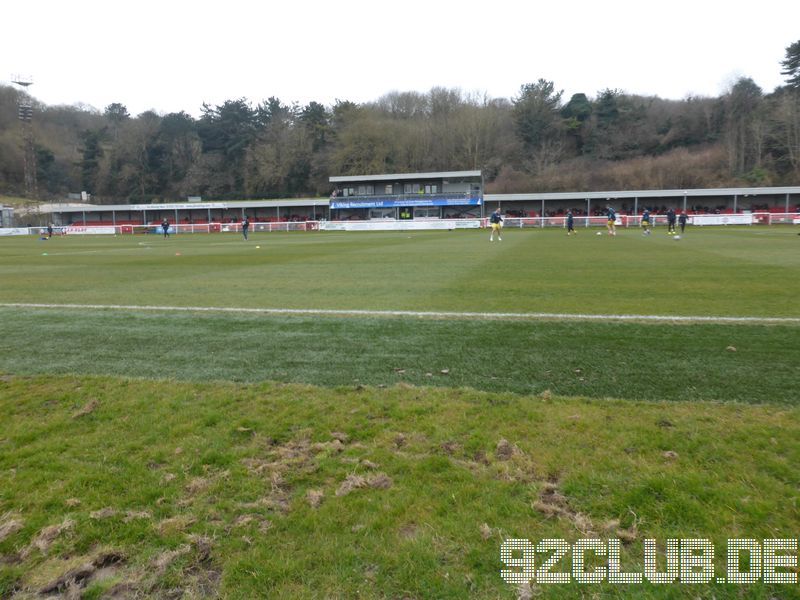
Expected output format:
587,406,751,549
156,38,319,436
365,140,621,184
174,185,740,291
161,219,170,238
566,210,576,235
666,208,677,235
242,217,250,240
679,212,687,234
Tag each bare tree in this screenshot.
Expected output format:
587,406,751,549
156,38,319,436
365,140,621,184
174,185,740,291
769,90,800,176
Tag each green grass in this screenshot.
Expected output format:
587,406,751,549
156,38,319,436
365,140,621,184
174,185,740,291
1,226,799,598
2,375,800,598
0,308,797,404
0,226,798,316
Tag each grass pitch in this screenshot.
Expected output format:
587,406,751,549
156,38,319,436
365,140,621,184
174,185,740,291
0,226,798,316
1,226,799,598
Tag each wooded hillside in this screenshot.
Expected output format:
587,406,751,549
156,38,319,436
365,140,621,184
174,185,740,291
1,41,798,202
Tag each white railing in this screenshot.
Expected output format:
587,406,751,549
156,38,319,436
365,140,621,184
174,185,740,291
121,222,319,234
501,213,800,228
4,213,798,237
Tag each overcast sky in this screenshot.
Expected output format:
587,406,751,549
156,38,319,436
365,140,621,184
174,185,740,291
2,0,799,117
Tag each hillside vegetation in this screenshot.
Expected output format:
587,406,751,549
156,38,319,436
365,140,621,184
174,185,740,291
1,40,799,203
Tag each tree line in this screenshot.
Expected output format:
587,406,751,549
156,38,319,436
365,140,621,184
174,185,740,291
1,40,798,203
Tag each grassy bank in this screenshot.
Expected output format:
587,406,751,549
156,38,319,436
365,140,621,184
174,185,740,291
2,375,800,598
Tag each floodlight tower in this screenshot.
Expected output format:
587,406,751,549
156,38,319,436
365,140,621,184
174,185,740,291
11,74,38,199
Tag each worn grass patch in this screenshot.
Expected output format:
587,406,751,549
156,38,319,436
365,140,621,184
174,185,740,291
1,374,799,598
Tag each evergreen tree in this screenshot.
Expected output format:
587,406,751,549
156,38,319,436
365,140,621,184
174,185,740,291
78,129,104,193
512,79,563,151
780,40,800,90
299,101,330,152
561,93,592,153
197,99,257,197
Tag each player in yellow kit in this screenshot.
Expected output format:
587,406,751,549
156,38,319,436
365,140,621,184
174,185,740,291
489,208,503,242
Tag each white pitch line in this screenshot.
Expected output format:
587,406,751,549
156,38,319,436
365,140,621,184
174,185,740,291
35,249,104,256
0,302,799,325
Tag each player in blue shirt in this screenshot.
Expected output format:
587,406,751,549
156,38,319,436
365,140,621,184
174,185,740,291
641,209,651,236
606,205,617,236
489,208,503,242
678,211,688,234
